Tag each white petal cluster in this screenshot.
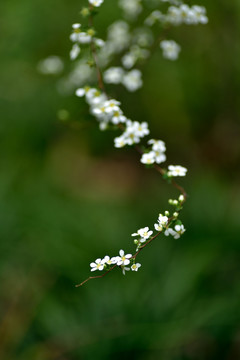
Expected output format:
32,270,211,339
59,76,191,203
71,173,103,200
145,4,208,27
132,227,153,243
141,139,166,165
122,69,143,92
166,4,208,25
160,40,181,61
154,214,169,231
168,165,187,177
114,120,149,148
119,0,142,20
104,67,143,92
165,224,185,239
89,0,104,7
104,67,125,84
116,249,132,266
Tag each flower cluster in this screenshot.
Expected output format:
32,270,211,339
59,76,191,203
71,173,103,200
90,250,141,275
145,4,208,27
104,67,143,91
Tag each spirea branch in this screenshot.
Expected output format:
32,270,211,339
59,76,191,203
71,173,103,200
65,0,208,286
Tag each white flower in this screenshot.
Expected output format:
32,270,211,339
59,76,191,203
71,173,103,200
122,53,136,69
111,109,126,124
165,224,185,239
89,0,104,7
72,23,81,30
75,87,88,97
148,139,166,152
104,99,121,114
121,266,130,275
103,255,118,265
114,136,128,148
141,151,155,165
86,88,107,106
116,249,132,266
154,213,168,231
132,227,153,242
122,69,143,92
95,38,105,47
70,44,81,60
90,258,105,271
104,67,125,84
37,56,64,75
168,165,187,177
160,40,181,61
131,263,141,271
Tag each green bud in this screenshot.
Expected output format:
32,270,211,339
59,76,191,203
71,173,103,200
173,212,178,218
81,7,90,17
134,239,138,245
165,211,170,216
173,200,178,206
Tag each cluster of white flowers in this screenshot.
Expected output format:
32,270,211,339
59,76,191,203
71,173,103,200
69,23,104,61
103,67,143,91
146,4,208,27
90,250,141,275
160,40,181,61
166,5,208,25
114,120,149,147
141,139,166,165
55,0,208,286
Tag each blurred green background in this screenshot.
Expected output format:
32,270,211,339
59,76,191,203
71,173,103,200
0,0,240,359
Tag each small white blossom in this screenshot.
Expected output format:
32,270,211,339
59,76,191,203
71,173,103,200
104,67,125,84
70,44,81,60
95,38,105,47
168,165,187,177
140,151,155,165
37,56,64,75
89,0,104,7
131,263,141,271
116,249,132,266
111,109,127,124
72,23,81,30
154,213,168,231
132,227,153,242
160,40,181,61
122,69,143,92
114,135,128,148
121,266,130,275
90,258,105,271
103,255,118,265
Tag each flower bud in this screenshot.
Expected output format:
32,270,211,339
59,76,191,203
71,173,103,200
173,200,178,206
173,212,178,218
179,194,184,202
